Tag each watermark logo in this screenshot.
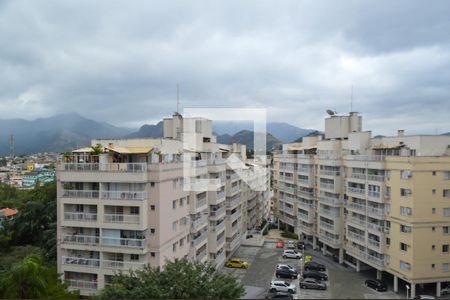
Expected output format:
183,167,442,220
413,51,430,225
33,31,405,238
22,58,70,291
182,108,268,192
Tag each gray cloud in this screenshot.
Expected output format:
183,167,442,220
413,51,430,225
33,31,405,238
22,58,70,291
0,0,449,135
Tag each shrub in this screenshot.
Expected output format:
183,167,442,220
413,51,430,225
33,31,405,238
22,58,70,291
281,231,298,240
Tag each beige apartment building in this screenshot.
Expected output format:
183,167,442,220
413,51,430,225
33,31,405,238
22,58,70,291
273,112,450,298
56,113,270,295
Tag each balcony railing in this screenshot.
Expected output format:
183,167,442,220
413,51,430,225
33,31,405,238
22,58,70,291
226,234,241,250
62,234,99,245
320,195,343,206
192,233,207,247
62,256,100,268
192,214,208,231
297,190,314,198
60,162,147,172
348,203,366,212
368,190,381,199
191,160,207,168
210,207,225,218
347,187,365,195
297,201,315,210
101,191,147,200
367,174,385,182
101,237,145,248
102,260,146,270
212,221,226,233
367,254,384,267
347,231,365,242
226,196,240,209
196,198,207,209
298,223,315,234
227,211,242,223
320,183,335,191
62,190,99,198
320,170,340,176
320,221,335,231
280,185,296,194
280,175,294,183
104,214,140,224
347,217,366,227
320,209,340,218
351,173,367,180
319,233,340,245
68,279,98,290
217,190,226,200
217,234,226,246
367,206,385,216
368,239,381,248
64,212,97,222
367,222,384,233
196,250,208,262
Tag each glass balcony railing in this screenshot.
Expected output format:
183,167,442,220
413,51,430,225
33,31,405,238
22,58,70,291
101,191,147,200
64,212,97,222
67,279,98,290
62,256,100,268
104,214,140,224
62,190,99,198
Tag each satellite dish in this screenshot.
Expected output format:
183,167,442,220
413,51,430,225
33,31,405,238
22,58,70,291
326,109,335,116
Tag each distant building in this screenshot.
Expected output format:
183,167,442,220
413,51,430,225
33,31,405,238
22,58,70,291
0,207,17,229
22,170,55,188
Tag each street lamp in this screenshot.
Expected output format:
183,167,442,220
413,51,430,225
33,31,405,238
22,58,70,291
406,284,410,299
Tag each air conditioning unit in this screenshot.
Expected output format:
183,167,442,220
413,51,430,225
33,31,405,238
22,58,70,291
384,228,390,234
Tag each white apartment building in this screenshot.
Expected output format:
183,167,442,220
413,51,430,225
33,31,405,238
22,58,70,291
57,113,270,295
273,112,450,298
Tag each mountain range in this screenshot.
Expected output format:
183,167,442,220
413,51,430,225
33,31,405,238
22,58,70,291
0,113,313,155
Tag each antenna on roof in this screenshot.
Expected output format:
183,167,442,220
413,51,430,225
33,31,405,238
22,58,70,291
350,84,354,112
176,83,180,114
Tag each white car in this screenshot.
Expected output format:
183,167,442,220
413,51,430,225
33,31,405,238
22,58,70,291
441,287,450,295
270,280,297,294
285,240,296,249
282,249,302,259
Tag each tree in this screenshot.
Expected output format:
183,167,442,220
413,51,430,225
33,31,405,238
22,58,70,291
0,254,78,299
95,259,245,299
90,144,104,155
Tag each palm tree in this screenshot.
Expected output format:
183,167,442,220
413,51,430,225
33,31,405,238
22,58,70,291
90,144,104,155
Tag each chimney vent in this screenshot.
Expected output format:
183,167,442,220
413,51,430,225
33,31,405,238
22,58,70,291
398,130,405,137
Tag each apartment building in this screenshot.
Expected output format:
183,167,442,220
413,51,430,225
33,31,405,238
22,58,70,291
273,112,450,298
57,113,270,295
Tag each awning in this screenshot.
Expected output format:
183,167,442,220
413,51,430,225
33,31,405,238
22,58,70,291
105,147,153,154
72,147,95,153
219,148,229,152
372,144,405,150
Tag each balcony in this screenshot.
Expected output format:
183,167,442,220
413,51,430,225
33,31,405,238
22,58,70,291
281,205,294,214
347,203,366,213
298,212,314,223
351,173,367,180
68,279,98,291
297,201,315,210
60,162,147,172
226,234,241,251
102,260,146,270
297,167,313,175
320,195,343,206
64,212,97,222
62,234,99,245
101,191,147,200
62,256,100,268
104,214,140,224
211,221,226,233
101,237,146,248
192,214,208,231
297,190,314,199
280,185,296,194
192,233,208,247
62,190,99,199
279,175,294,183
319,232,341,247
347,231,365,243
281,215,296,227
367,174,385,182
347,187,365,196
320,170,340,176
320,183,335,191
367,206,385,217
319,221,335,231
367,222,384,233
347,217,366,228
367,254,384,268
210,207,225,219
368,239,381,249
214,250,226,266
320,208,340,218
226,196,240,209
196,249,208,262
298,223,315,235
227,210,242,223
368,190,381,199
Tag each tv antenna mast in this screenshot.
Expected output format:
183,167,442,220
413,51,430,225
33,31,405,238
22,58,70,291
350,85,354,112
176,83,180,114
9,134,15,158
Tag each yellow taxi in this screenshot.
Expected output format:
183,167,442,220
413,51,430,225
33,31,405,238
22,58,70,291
225,258,249,269
304,255,313,263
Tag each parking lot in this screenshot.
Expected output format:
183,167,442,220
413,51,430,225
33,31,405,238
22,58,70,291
222,242,402,299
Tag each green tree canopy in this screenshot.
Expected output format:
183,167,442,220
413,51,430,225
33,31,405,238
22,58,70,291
0,254,78,299
95,259,245,299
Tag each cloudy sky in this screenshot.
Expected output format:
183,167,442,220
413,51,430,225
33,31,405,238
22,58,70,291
1,0,450,135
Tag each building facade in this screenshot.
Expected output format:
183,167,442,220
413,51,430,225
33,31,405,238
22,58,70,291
56,113,270,295
273,112,450,298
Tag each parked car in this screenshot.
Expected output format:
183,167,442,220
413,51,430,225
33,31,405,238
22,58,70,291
270,280,297,294
282,249,302,259
302,271,328,281
276,264,296,272
364,279,387,292
285,240,296,249
265,291,293,299
304,261,326,272
275,267,298,279
225,258,248,269
299,278,327,290
297,241,305,250
441,286,450,295
413,295,436,300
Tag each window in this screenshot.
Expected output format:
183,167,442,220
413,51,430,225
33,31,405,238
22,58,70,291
386,237,391,245
444,190,450,198
173,179,177,189
130,207,139,215
443,263,449,272
150,182,155,187
400,170,412,179
444,208,450,217
433,171,436,176
400,206,412,216
444,245,449,253
400,260,411,270
432,226,436,231
400,243,408,252
172,221,178,231
179,238,184,247
150,252,155,257
150,205,155,211
130,254,139,261
173,242,177,252
432,208,436,214
400,225,412,233
187,196,190,205
432,264,435,269
400,188,412,197
180,198,184,207
432,245,436,250
150,228,155,234
385,255,391,264
444,226,449,234
433,189,436,195
444,171,450,180
173,200,177,209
